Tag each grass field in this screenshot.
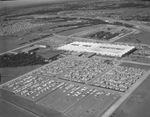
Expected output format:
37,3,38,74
58,24,104,36
0,98,39,117
0,35,20,53
111,75,150,117
115,30,150,45
0,65,42,84
0,33,43,54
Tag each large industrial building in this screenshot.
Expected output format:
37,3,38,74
57,41,135,57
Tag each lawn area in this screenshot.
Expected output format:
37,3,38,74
0,65,42,84
0,33,42,54
111,75,150,117
0,98,39,117
58,24,104,36
0,35,20,53
116,30,150,45
58,26,93,36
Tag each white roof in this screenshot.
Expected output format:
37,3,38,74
57,42,135,57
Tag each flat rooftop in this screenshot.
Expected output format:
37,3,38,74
57,42,135,57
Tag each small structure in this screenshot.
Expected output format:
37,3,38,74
22,46,39,53
34,44,47,48
22,44,47,53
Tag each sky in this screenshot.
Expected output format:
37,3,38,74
0,0,66,8
1,0,149,9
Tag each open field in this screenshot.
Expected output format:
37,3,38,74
0,98,39,117
58,26,95,36
0,33,49,54
115,30,150,45
0,36,19,53
0,65,42,84
57,24,106,36
111,75,150,117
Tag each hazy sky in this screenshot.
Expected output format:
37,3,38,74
0,0,65,8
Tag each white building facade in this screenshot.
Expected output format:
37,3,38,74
57,42,135,57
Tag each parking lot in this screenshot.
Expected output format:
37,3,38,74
90,66,144,92
1,72,120,117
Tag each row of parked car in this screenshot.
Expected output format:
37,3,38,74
91,66,144,92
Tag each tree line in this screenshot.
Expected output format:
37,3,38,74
0,52,48,68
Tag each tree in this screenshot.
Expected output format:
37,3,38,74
0,52,48,68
